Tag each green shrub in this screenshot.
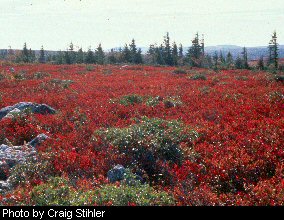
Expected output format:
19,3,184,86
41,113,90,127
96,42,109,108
30,176,175,206
31,177,77,206
86,65,94,71
119,94,143,106
145,96,161,107
14,70,27,80
173,68,187,74
97,117,199,178
50,79,74,88
9,157,54,187
190,74,207,80
94,182,175,206
33,72,51,79
235,76,248,81
163,96,183,108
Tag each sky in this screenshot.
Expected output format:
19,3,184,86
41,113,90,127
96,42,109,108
0,0,283,50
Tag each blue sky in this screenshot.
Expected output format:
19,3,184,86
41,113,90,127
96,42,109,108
0,0,283,50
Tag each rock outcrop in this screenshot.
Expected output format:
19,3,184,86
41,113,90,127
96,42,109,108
0,102,56,120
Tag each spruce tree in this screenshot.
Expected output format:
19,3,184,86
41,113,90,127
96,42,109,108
76,48,84,64
39,46,46,63
22,42,29,63
85,47,95,64
235,56,243,69
212,51,218,69
147,44,156,65
271,31,279,70
68,42,76,64
257,56,264,70
163,32,173,66
95,44,105,65
226,52,233,69
135,48,143,64
178,44,183,58
122,44,131,63
187,33,203,67
108,48,117,64
129,39,138,64
241,47,249,69
172,42,178,66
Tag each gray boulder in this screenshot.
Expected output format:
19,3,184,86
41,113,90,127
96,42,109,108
28,134,49,148
107,164,126,183
0,102,56,120
0,180,11,192
107,165,143,184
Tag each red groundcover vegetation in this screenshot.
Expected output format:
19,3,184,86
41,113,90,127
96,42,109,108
0,64,283,205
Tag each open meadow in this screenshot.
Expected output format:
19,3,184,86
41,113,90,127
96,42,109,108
0,64,283,205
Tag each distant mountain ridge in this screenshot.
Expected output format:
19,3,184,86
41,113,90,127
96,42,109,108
203,45,284,60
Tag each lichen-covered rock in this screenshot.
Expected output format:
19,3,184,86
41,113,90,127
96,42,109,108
0,102,56,120
0,180,11,192
28,134,49,148
107,164,126,183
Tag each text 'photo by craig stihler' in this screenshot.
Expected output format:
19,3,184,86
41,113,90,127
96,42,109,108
0,0,283,218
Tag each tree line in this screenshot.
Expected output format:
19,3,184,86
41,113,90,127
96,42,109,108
4,31,280,70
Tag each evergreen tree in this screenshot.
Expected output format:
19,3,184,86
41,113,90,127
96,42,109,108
212,51,219,69
108,48,117,64
178,44,183,58
122,44,131,63
22,42,29,63
172,42,178,66
219,51,225,64
147,44,156,64
129,39,138,64
68,42,76,64
29,48,36,63
85,47,95,64
95,44,105,64
241,47,249,69
156,44,165,65
55,51,64,64
257,56,265,70
187,33,203,67
204,54,213,68
269,31,279,70
235,56,243,69
76,48,84,64
226,52,233,69
39,45,46,63
135,48,143,64
163,32,173,66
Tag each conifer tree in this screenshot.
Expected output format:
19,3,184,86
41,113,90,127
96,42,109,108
22,42,29,63
257,56,264,70
269,31,279,70
178,44,183,58
187,33,203,67
163,32,173,66
39,45,46,63
85,47,95,64
226,52,233,69
122,44,131,63
108,48,117,64
172,42,178,66
241,47,249,69
235,56,243,69
212,51,218,69
95,44,105,65
135,48,143,64
76,48,84,64
129,39,138,64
